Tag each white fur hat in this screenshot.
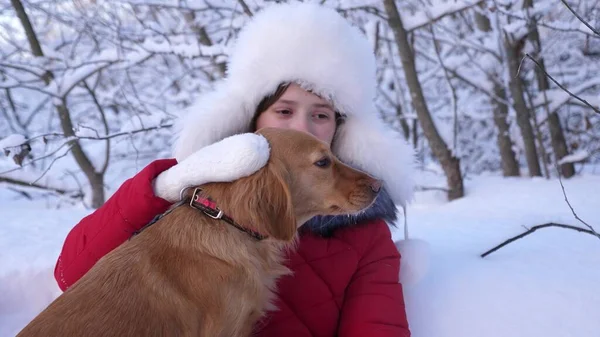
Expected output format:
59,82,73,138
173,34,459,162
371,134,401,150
172,2,415,207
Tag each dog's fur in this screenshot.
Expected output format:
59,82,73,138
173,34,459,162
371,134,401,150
17,127,381,337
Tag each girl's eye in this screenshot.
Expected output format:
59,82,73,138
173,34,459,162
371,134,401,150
277,109,292,115
314,113,330,120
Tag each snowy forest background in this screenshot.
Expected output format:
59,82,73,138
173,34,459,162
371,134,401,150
2,1,600,336
1,0,599,207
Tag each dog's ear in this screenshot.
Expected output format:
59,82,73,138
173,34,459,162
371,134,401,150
249,161,297,241
198,158,297,241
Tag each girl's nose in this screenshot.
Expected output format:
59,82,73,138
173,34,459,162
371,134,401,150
289,114,313,136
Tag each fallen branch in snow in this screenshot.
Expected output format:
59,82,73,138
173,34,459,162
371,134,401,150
525,54,600,115
482,166,600,258
556,164,600,238
558,0,600,37
481,222,599,258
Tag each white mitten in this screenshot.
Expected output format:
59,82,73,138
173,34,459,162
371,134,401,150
153,133,270,202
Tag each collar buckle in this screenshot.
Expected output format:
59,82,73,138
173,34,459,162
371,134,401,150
190,187,222,219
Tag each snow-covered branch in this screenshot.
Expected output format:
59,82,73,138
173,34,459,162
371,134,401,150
404,0,484,32
527,54,600,115
0,175,83,198
558,0,600,36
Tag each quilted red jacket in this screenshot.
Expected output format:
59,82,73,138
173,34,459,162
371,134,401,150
54,159,411,337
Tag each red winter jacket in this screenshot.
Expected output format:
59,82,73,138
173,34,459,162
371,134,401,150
54,159,411,337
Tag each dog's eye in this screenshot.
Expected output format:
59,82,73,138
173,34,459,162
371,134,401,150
314,157,331,168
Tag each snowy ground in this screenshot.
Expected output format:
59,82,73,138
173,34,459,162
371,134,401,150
1,172,599,337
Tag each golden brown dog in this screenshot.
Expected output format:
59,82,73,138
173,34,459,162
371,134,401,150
17,127,382,337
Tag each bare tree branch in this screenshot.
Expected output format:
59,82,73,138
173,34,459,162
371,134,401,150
556,164,600,237
123,1,238,13
525,54,600,115
3,88,26,132
394,0,485,33
337,5,387,20
30,144,74,184
558,0,600,36
429,25,459,150
22,123,173,146
0,139,73,175
0,175,82,197
82,80,111,174
64,169,89,208
182,11,227,77
237,0,253,17
0,61,47,77
447,67,511,106
494,5,599,37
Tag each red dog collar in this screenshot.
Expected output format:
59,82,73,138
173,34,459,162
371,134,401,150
189,188,268,241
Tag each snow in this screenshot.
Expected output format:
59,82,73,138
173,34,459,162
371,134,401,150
558,150,590,164
396,174,600,337
48,50,152,97
0,194,89,337
142,38,202,58
2,172,599,336
0,134,27,151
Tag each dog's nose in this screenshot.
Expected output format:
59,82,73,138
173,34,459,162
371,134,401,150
370,180,382,193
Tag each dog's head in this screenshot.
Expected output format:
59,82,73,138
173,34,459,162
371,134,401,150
196,128,381,243
250,127,381,241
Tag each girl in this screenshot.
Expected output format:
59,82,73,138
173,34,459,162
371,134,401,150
54,3,414,336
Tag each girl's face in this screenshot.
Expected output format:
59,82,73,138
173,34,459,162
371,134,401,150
255,83,337,145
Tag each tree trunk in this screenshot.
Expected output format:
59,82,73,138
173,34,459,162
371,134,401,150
524,0,575,178
529,92,551,178
475,9,520,176
412,119,418,149
394,102,411,141
12,0,105,208
492,84,521,176
503,34,542,176
547,112,574,176
383,0,464,200
56,100,106,208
